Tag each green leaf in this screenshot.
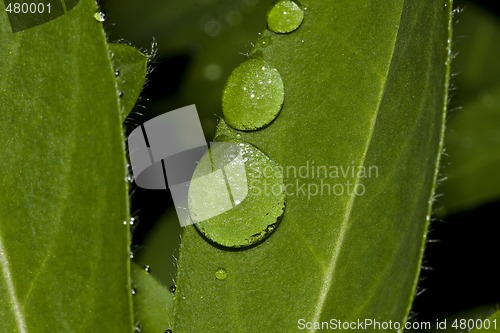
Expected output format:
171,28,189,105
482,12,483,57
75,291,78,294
0,1,135,332
173,0,453,331
438,85,500,215
437,4,500,215
109,43,149,121
135,209,182,287
132,263,173,333
471,310,500,333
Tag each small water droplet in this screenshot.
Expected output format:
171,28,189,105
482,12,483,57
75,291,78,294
129,251,134,259
122,220,127,225
115,70,120,77
131,288,137,295
125,174,134,183
94,11,106,22
189,139,286,248
134,325,141,332
169,285,176,294
252,35,273,53
215,268,227,281
222,59,284,131
130,217,135,226
267,0,304,34
118,91,124,98
165,329,173,333
144,265,151,273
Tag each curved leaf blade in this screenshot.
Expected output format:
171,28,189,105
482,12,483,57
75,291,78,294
0,1,133,332
173,0,453,332
109,43,149,121
132,263,173,333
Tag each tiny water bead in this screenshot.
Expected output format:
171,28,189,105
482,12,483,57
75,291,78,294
114,70,120,77
188,138,286,248
169,285,176,294
222,58,284,131
143,265,150,273
215,268,227,281
267,0,304,34
93,11,106,23
131,288,137,295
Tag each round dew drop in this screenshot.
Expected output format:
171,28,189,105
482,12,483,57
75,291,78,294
188,138,286,248
222,58,284,131
93,12,106,22
267,0,304,34
215,268,227,281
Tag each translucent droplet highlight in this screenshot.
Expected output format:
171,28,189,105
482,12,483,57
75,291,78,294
94,12,106,23
189,138,286,248
222,59,284,131
215,268,227,281
267,0,304,34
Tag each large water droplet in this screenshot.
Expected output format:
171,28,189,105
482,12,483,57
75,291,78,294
215,268,227,281
267,0,304,34
222,59,284,131
94,11,106,23
189,138,286,248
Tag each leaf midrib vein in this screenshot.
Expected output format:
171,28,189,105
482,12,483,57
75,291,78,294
0,234,27,333
308,3,406,329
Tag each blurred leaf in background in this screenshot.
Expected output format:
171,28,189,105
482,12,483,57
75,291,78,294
437,2,500,215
